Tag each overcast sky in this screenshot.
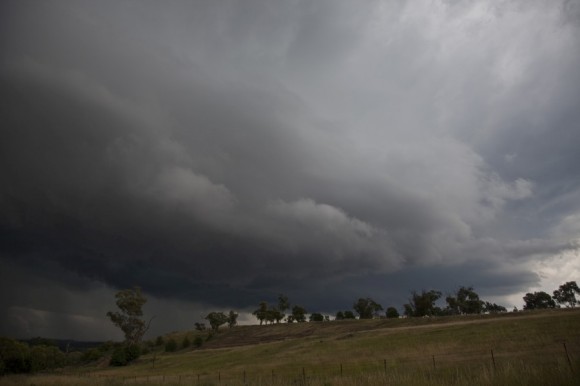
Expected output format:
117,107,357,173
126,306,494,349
1,0,579,341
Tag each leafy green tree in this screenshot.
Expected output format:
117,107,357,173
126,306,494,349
227,310,239,328
343,310,356,319
291,305,307,322
194,322,206,331
353,297,383,319
205,312,229,331
335,311,345,320
404,290,442,317
155,336,164,346
483,302,507,313
106,287,152,346
309,312,324,322
523,291,557,310
264,307,283,324
278,294,290,315
386,307,399,319
552,281,580,308
253,301,268,325
446,286,484,314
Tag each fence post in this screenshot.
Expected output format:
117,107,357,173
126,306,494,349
302,367,306,383
340,363,343,377
563,342,574,372
491,349,496,371
243,369,246,383
432,355,436,370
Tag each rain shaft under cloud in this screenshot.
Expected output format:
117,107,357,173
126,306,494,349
1,0,579,340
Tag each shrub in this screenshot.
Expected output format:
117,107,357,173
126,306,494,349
182,336,191,349
109,344,141,366
30,345,65,372
156,336,164,346
165,339,177,352
125,345,141,362
110,347,128,366
81,348,104,363
193,336,203,348
0,337,31,374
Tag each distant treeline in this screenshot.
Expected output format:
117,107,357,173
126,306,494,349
239,281,579,325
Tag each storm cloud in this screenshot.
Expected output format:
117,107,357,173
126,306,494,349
1,0,579,340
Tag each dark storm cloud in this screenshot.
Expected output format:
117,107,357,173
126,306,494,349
1,0,580,339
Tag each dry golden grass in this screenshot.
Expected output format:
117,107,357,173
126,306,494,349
2,309,579,385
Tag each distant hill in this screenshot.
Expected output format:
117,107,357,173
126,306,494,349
21,337,103,352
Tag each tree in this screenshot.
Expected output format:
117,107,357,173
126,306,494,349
267,307,284,324
227,310,239,328
552,281,580,308
252,301,268,325
335,311,345,320
445,286,484,315
291,305,307,322
404,290,442,317
205,312,229,331
523,291,557,310
194,322,206,331
309,313,324,322
386,307,399,319
278,294,290,314
353,297,383,319
106,287,152,347
343,310,356,319
483,302,507,313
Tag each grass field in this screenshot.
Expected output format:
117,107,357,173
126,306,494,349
2,309,579,385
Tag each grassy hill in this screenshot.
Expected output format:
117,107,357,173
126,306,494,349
2,309,580,385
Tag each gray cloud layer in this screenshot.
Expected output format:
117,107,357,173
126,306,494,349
1,0,579,339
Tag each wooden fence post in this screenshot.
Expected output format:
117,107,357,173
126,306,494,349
491,349,496,371
563,342,573,372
